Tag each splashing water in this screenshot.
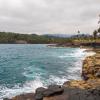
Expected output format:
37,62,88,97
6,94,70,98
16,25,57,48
0,44,95,99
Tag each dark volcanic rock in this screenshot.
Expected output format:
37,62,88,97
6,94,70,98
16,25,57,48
35,85,64,100
4,85,100,100
43,87,100,100
36,87,46,93
43,85,64,96
35,87,46,100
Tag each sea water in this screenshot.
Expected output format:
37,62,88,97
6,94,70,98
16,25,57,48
0,44,93,99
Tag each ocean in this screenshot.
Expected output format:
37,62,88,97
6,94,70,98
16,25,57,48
0,44,93,99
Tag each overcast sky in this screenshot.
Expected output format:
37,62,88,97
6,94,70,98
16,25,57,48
0,0,100,34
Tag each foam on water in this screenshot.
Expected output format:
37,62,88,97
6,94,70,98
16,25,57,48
0,79,44,100
0,45,96,100
59,48,95,80
59,48,86,58
48,75,68,85
0,76,68,100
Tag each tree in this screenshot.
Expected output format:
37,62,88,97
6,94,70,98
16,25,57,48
93,30,98,40
78,30,80,34
97,27,100,33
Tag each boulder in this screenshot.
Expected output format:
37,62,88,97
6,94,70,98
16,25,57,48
36,87,46,93
35,85,64,100
43,85,64,96
35,87,46,100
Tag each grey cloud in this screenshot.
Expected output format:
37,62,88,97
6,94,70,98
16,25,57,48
0,0,100,34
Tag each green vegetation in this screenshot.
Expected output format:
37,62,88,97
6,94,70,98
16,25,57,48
93,30,98,39
0,31,99,44
0,32,72,44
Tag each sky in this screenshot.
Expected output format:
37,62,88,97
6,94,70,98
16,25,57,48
0,0,100,34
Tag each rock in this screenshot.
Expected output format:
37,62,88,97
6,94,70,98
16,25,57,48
35,93,44,100
35,87,46,100
43,94,68,100
82,50,100,80
82,72,89,80
43,87,100,100
63,81,71,86
10,93,35,100
95,71,100,78
35,85,64,100
36,87,46,94
43,85,64,97
3,98,11,100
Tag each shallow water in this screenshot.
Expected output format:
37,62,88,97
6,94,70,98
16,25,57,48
0,44,89,99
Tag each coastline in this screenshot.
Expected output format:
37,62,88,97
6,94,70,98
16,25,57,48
4,47,100,100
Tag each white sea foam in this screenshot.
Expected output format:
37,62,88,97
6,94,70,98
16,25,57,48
59,48,86,58
62,48,96,80
0,79,44,100
0,48,96,100
84,51,96,57
49,75,68,85
0,75,69,100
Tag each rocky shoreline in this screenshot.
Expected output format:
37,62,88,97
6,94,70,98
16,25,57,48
4,48,100,100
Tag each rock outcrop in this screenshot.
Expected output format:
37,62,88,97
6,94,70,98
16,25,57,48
43,87,100,100
35,85,64,100
63,48,100,90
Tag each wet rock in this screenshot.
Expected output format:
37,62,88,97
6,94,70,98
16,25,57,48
35,87,46,100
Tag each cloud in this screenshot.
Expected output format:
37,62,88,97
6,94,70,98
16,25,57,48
0,0,100,34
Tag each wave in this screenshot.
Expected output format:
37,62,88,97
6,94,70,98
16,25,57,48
0,79,44,100
0,75,68,100
60,48,96,81
0,48,96,100
48,75,68,85
58,48,86,58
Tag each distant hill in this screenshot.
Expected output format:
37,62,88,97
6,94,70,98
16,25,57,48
0,32,99,44
0,32,72,44
41,33,92,38
41,34,74,38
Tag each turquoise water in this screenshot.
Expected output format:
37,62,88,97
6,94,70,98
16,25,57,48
0,44,87,99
